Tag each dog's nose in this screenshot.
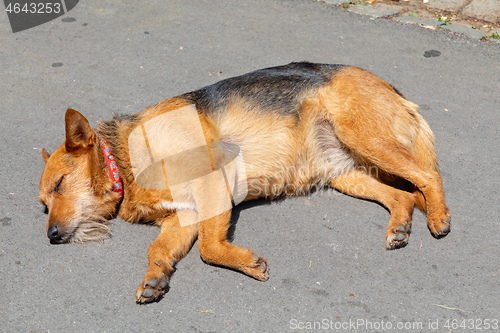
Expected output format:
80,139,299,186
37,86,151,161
47,225,62,242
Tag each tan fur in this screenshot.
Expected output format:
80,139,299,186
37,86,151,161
40,65,450,304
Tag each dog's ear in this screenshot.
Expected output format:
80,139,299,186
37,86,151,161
65,109,96,152
42,148,50,163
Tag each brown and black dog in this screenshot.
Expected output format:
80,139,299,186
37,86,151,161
39,62,450,303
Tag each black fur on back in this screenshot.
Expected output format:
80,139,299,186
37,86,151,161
182,62,345,117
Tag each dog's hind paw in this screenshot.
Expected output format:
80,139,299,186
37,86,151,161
386,222,411,250
429,216,451,239
135,272,169,304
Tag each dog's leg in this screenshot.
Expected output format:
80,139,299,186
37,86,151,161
198,210,269,281
331,169,414,249
319,67,450,239
332,133,450,239
135,215,198,304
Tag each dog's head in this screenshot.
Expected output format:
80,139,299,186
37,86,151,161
40,109,121,244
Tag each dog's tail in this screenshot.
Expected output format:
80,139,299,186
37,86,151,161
412,111,439,212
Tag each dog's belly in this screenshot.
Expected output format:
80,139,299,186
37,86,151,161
219,113,356,199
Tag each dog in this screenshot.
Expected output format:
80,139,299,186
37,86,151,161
39,62,451,304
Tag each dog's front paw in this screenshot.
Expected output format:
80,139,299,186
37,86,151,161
135,272,169,304
386,222,411,250
247,255,269,281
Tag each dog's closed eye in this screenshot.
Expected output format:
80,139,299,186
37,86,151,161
54,176,64,193
42,203,48,214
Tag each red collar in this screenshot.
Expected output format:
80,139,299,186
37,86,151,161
99,137,124,200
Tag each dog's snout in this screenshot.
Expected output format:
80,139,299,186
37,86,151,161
47,225,62,242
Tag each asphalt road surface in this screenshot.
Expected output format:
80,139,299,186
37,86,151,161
0,0,499,332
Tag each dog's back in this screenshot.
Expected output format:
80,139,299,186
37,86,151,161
183,62,344,116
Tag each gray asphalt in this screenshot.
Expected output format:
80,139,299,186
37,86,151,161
1,0,499,332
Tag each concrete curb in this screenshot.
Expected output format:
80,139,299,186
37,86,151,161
347,3,401,18
319,0,500,44
428,0,500,24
